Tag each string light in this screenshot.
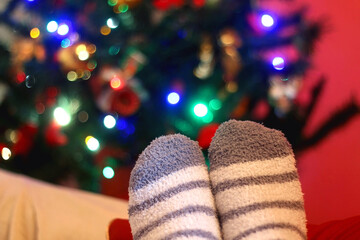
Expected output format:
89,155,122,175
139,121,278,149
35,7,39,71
100,26,111,35
47,21,58,32
82,70,91,80
118,4,129,13
108,0,118,6
194,103,208,117
78,111,89,123
104,115,116,129
103,166,115,179
67,71,77,81
75,44,86,55
202,111,214,123
1,147,11,160
167,92,180,105
30,28,40,39
85,136,100,151
261,14,275,28
78,50,89,61
107,18,119,29
61,38,71,48
87,44,97,54
54,107,71,126
209,99,222,110
110,76,124,90
109,46,120,55
57,24,69,36
272,57,285,70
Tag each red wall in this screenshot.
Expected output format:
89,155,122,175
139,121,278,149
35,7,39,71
296,0,360,224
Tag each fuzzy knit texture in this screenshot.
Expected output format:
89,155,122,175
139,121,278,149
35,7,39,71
209,120,307,240
128,134,222,240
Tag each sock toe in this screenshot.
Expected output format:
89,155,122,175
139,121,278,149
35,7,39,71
129,134,222,240
209,120,307,240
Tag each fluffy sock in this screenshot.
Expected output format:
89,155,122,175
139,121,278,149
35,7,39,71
128,134,222,240
209,120,307,240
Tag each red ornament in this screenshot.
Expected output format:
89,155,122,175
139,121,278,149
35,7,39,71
45,122,68,147
12,123,38,156
111,87,140,116
197,123,219,149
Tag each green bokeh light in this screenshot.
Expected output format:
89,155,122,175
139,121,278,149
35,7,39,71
209,99,222,110
109,46,120,55
107,0,118,6
103,166,115,179
202,111,213,123
119,4,129,13
193,103,208,117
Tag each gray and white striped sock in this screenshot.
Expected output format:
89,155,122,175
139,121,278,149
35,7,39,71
128,134,222,240
209,120,307,240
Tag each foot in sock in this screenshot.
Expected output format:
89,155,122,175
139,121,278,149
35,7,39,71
209,120,307,240
128,134,222,240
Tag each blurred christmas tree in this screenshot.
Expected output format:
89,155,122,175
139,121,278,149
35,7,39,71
0,0,322,191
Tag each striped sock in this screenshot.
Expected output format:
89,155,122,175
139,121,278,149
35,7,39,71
209,120,307,240
128,134,222,240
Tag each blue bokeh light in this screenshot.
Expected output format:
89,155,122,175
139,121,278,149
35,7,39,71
103,166,115,179
261,14,275,28
57,24,69,36
272,57,285,70
167,92,180,105
47,21,58,33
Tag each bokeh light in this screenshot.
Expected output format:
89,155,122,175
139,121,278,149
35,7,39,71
1,147,11,160
103,166,115,179
61,38,71,48
194,103,208,117
272,57,285,70
116,118,127,130
104,115,116,129
85,136,100,151
67,71,77,81
30,28,40,39
107,18,119,29
261,14,275,28
202,111,214,123
110,76,124,90
75,44,86,54
109,46,120,55
25,75,36,88
118,4,129,13
78,111,89,123
87,44,97,54
78,50,89,61
167,92,180,105
54,107,71,126
47,21,58,32
57,24,69,35
209,99,222,110
82,70,91,80
87,60,97,70
108,0,118,6
16,72,26,83
100,26,111,35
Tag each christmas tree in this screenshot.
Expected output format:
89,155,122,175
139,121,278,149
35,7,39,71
0,0,323,191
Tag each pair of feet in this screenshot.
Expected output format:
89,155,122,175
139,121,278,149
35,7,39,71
128,120,307,240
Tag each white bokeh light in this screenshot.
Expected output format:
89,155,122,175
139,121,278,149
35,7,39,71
54,107,71,126
103,115,116,129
